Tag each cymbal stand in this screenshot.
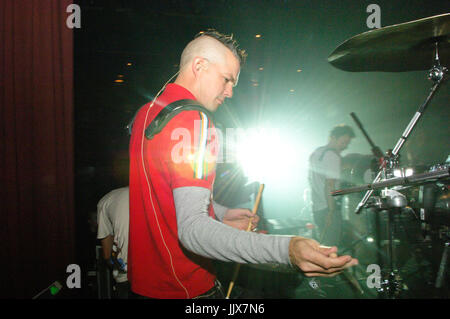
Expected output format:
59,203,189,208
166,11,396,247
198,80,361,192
435,232,449,291
368,188,408,298
355,42,448,215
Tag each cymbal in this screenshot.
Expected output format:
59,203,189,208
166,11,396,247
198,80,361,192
328,13,450,72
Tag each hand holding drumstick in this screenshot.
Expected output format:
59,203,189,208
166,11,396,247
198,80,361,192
225,184,264,298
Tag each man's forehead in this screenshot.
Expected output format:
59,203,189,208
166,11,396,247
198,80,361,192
339,135,352,141
232,71,240,87
223,52,241,84
222,69,240,87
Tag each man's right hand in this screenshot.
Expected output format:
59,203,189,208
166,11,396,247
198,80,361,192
288,237,358,277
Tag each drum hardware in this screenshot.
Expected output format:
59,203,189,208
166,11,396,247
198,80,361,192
334,164,449,298
435,240,449,289
341,119,447,298
341,189,412,298
428,178,450,290
372,190,409,298
341,111,384,267
353,83,446,212
331,167,450,197
328,14,449,298
328,13,450,215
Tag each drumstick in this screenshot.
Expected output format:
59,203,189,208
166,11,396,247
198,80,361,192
329,253,364,294
225,183,264,299
246,183,264,231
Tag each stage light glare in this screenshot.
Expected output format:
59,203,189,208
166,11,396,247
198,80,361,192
367,237,374,243
235,127,299,183
393,168,414,177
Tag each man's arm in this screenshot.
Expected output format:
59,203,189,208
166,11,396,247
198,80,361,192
212,201,228,221
213,201,259,231
174,186,358,277
325,178,337,212
174,187,292,265
322,150,340,213
97,195,115,261
100,235,114,260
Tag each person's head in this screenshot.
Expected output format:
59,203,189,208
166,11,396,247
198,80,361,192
328,124,355,153
175,29,247,112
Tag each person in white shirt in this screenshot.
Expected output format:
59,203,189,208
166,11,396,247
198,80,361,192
97,187,130,298
308,125,355,246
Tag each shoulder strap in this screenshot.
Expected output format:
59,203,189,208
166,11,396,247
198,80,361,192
145,99,214,139
126,99,214,139
318,146,341,161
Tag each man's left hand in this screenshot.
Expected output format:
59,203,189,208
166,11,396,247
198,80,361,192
223,208,259,231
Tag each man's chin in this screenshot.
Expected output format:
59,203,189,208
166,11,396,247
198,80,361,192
206,103,219,112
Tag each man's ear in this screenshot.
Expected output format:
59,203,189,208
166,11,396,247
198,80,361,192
192,57,208,76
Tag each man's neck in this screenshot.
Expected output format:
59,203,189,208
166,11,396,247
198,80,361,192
174,73,195,96
326,143,341,154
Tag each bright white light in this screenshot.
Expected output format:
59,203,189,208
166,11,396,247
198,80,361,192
393,168,414,177
235,127,300,183
367,237,374,243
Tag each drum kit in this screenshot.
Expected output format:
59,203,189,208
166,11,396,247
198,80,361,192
328,13,449,298
233,13,449,299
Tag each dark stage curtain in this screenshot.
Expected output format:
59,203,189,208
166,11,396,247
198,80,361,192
0,0,75,298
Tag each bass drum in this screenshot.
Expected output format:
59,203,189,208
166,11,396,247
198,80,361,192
340,154,379,265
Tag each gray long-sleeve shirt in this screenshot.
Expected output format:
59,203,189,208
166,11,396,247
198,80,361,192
173,187,293,265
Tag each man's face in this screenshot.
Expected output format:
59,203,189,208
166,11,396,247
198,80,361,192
335,134,352,153
196,50,240,112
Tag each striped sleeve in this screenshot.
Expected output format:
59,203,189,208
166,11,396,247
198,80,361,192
166,110,219,190
193,112,210,180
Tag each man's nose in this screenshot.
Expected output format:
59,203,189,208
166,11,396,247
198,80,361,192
223,83,234,98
